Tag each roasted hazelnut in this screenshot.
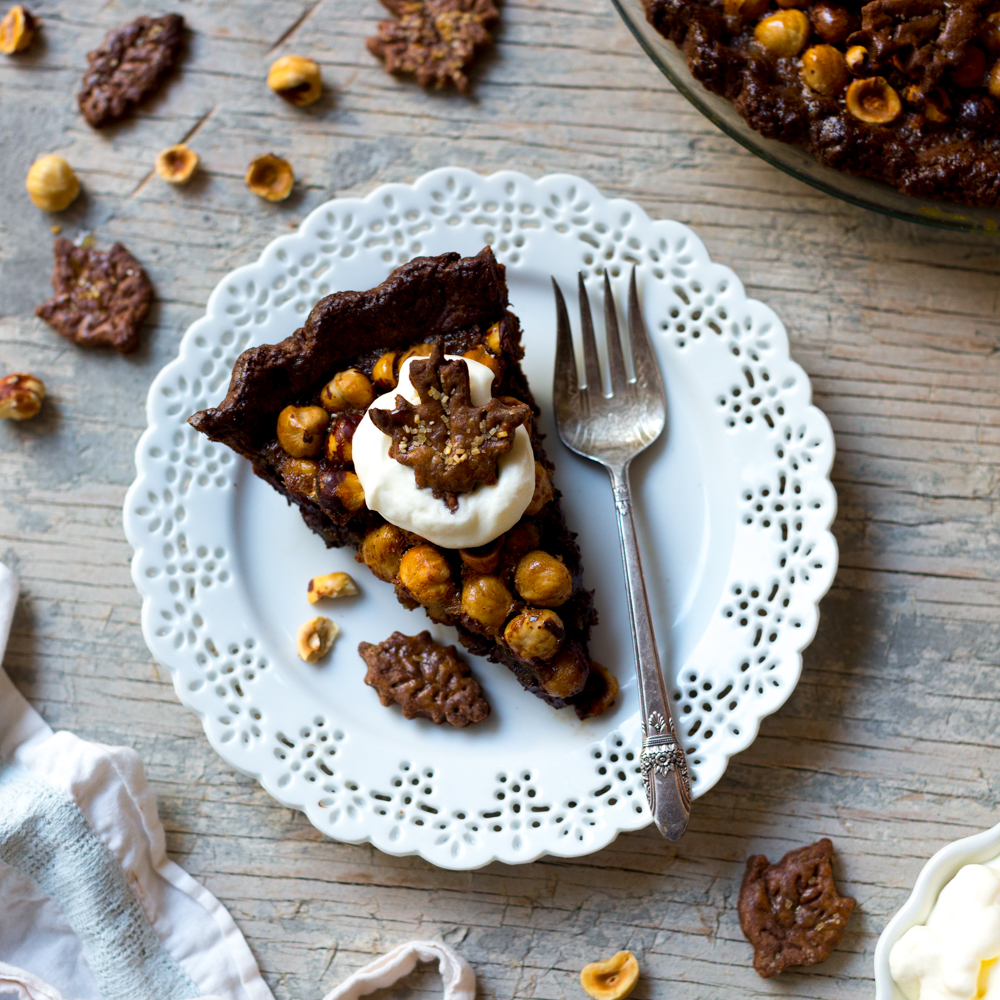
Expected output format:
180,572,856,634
580,952,640,1000
514,550,573,607
26,155,80,212
267,54,322,106
503,608,564,662
525,461,554,516
155,144,199,185
459,536,504,574
724,0,770,17
501,521,541,562
844,45,870,75
0,373,45,420
277,404,328,458
810,2,853,43
846,77,902,124
461,574,514,631
463,344,501,379
296,616,339,662
578,662,620,719
361,524,410,582
317,468,365,522
398,544,454,607
989,61,1000,99
372,350,399,390
279,457,319,498
538,647,588,700
983,11,1000,52
485,321,503,354
0,5,36,54
398,343,434,369
801,44,848,95
951,45,986,88
320,369,375,412
307,571,359,603
245,154,294,201
754,10,810,58
325,412,361,463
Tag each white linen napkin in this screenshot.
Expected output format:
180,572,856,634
0,561,473,1000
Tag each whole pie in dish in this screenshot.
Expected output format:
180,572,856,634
644,0,1000,206
190,248,617,719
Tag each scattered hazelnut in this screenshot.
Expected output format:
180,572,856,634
25,155,80,212
753,10,810,58
524,461,554,516
989,61,1000,99
372,350,399,390
320,369,375,412
484,321,503,354
398,544,454,607
461,574,514,631
578,662,619,718
514,550,573,607
279,457,319,498
459,536,504,574
277,404,329,458
317,468,365,521
844,45,870,75
537,647,588,700
0,5,36,55
463,344,501,380
267,54,322,106
325,413,361,463
307,571,359,604
245,154,294,201
0,373,45,420
503,608,564,662
846,76,902,124
801,45,848,95
580,952,640,1000
155,143,199,185
951,45,986,88
810,2,854,43
361,524,410,582
296,615,339,662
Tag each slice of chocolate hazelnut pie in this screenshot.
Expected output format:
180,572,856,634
190,247,617,719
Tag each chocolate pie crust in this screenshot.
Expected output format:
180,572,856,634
191,248,616,718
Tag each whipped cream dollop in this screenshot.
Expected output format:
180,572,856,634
890,855,1000,1000
352,354,535,549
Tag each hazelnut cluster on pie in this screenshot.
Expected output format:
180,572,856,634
190,248,617,719
644,0,1000,205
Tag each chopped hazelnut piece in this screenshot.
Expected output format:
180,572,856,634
279,457,319,498
245,154,294,201
155,143,199,184
844,45,869,75
504,608,564,662
458,536,504,574
580,952,640,1000
801,45,848,95
296,616,339,662
484,321,502,354
0,5,36,54
320,369,375,412
25,155,80,212
846,77,902,125
268,54,323,106
0,373,45,421
307,571,359,604
753,10,810,58
277,404,329,458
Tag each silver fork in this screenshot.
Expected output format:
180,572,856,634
552,269,691,841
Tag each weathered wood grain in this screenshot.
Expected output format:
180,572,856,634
4,0,1000,997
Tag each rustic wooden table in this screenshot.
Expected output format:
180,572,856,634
2,1,999,997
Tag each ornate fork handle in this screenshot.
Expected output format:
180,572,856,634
609,465,691,841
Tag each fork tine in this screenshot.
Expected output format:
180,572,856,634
577,273,603,396
603,272,628,398
551,277,579,400
627,266,665,400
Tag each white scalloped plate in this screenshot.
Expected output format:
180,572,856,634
124,168,837,869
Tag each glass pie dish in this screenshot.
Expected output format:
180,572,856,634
612,0,1000,234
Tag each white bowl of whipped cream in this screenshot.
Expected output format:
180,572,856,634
875,820,1000,999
